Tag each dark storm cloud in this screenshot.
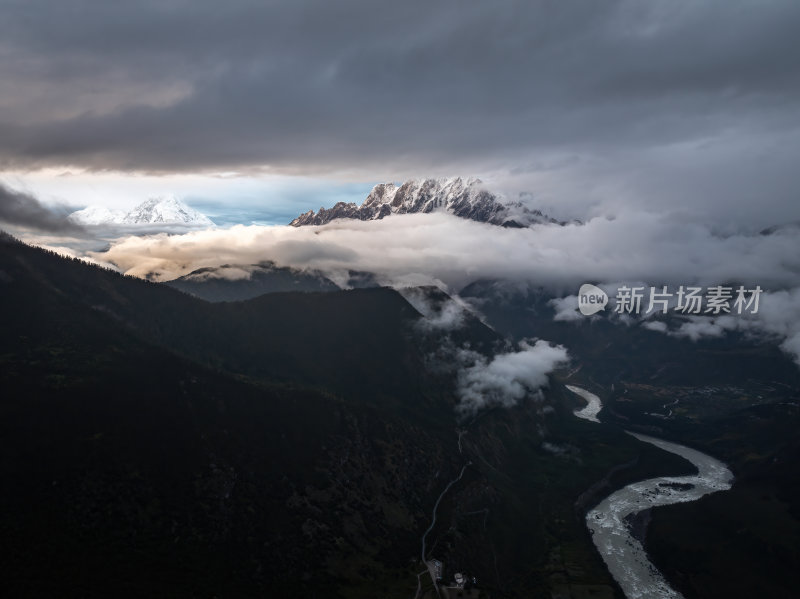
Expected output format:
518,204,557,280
0,0,798,174
0,183,84,233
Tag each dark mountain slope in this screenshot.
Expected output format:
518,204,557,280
164,262,340,302
0,236,496,406
0,235,715,597
0,235,468,597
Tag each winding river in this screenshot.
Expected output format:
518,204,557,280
566,384,602,422
567,386,734,599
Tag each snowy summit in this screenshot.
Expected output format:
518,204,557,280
289,177,564,228
122,196,214,225
67,205,127,226
69,195,214,227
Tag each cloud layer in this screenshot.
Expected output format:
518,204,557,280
549,283,800,366
91,212,800,292
0,183,84,233
666,288,800,365
455,340,569,415
1,1,799,228
83,210,800,366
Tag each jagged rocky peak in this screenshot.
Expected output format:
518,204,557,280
289,177,563,228
362,182,400,208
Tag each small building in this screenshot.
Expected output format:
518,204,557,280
430,559,443,582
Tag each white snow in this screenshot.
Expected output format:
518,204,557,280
69,195,214,227
68,205,127,226
122,195,213,225
290,177,559,227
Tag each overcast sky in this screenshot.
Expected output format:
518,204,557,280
1,0,799,228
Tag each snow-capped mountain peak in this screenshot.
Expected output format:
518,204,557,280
289,177,562,228
68,205,127,226
122,195,213,226
69,195,214,227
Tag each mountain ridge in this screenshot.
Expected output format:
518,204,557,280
290,177,566,228
165,262,341,302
